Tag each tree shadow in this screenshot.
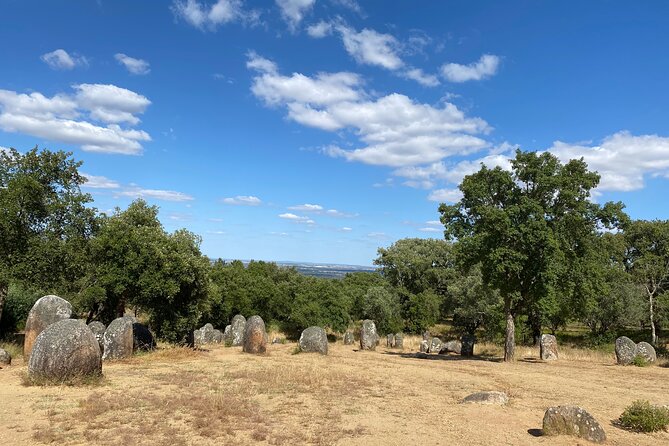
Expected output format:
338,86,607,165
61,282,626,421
527,428,543,437
383,350,503,363
517,357,545,364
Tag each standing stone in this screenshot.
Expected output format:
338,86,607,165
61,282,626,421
386,334,395,348
28,319,101,382
223,325,232,343
194,323,215,347
230,315,246,347
132,323,156,352
635,341,656,363
542,405,606,443
461,334,476,357
429,337,443,354
102,317,134,360
615,336,637,365
359,319,378,351
540,334,558,361
212,329,223,344
0,348,11,365
343,331,354,345
88,321,106,351
439,340,461,355
422,330,431,341
394,333,404,349
299,326,328,355
242,315,267,354
419,340,429,353
23,295,73,361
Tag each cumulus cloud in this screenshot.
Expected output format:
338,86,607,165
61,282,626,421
306,20,333,38
171,0,258,30
336,25,403,70
0,85,151,155
222,195,262,205
279,212,315,224
120,188,194,202
82,173,120,189
428,188,463,203
276,0,315,30
247,53,489,168
115,53,150,75
40,49,87,70
441,54,500,82
402,68,440,87
288,203,324,211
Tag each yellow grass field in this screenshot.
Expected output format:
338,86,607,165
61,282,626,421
1,339,668,445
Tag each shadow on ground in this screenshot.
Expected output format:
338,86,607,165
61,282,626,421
381,350,503,363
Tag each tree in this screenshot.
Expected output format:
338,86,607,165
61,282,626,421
440,150,624,361
0,147,97,324
625,220,669,345
361,286,403,335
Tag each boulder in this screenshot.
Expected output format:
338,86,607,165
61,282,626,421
194,323,215,347
419,340,429,353
102,317,134,360
429,337,443,354
461,391,509,405
0,348,11,365
540,334,558,361
439,340,462,355
212,329,223,344
615,336,637,365
343,332,355,345
542,405,606,443
230,315,246,346
386,334,395,348
359,319,378,351
394,333,404,349
299,326,328,355
23,295,73,361
461,334,476,357
28,319,101,382
242,315,267,354
635,341,656,363
223,325,232,343
88,321,106,351
132,323,156,352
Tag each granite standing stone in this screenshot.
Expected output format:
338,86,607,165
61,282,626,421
419,340,429,353
359,320,378,351
102,317,134,360
242,315,267,354
542,405,606,443
28,319,101,381
461,334,476,357
540,334,558,361
386,334,395,348
212,329,223,343
223,325,232,343
394,333,404,349
635,341,656,363
194,323,215,347
343,331,354,345
23,295,73,361
422,331,431,341
429,337,443,354
0,348,11,365
88,321,106,351
615,336,637,365
439,340,462,355
230,315,247,346
299,326,328,355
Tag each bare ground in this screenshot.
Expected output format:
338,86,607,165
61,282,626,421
1,340,668,445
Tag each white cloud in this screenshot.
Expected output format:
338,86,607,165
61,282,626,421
336,25,403,70
288,203,324,211
428,188,463,203
402,68,440,87
340,226,353,232
331,0,362,14
171,0,257,30
222,195,262,205
82,173,120,189
248,54,490,168
40,49,86,70
325,209,356,217
306,20,332,38
547,131,669,192
441,54,500,82
120,188,194,202
276,0,315,30
279,212,315,224
74,84,151,125
115,53,151,75
419,227,441,233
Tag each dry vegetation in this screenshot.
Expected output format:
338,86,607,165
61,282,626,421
1,340,668,446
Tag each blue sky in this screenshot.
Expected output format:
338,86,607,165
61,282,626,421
1,1,669,266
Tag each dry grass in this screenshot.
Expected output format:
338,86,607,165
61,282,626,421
0,341,23,360
20,370,106,387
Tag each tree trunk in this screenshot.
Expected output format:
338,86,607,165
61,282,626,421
650,293,657,346
504,306,515,362
0,281,7,325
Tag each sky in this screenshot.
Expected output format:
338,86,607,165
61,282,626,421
1,1,669,266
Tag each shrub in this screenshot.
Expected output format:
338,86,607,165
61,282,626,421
619,400,669,432
631,355,650,367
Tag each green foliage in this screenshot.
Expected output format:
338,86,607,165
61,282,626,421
446,265,503,337
362,286,403,334
619,400,669,432
0,283,44,337
401,289,441,333
631,355,650,367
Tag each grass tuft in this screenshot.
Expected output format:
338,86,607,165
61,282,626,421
21,371,106,387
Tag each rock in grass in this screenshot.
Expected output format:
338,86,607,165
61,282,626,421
194,323,215,347
540,334,558,361
132,323,156,352
88,321,106,351
615,336,637,365
23,295,73,361
461,391,509,405
343,331,354,345
394,333,404,349
359,320,378,351
0,348,11,365
28,319,101,382
223,325,232,343
419,340,429,353
422,330,431,341
429,337,443,354
439,340,462,355
299,326,328,355
461,334,476,357
635,342,656,363
230,315,246,347
212,329,223,344
386,334,395,348
102,317,134,360
542,405,606,443
242,315,267,354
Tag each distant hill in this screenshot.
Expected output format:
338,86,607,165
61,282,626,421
213,259,377,279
